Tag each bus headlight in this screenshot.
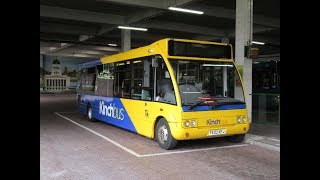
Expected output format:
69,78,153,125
184,120,190,127
191,120,197,127
242,117,246,123
237,117,242,123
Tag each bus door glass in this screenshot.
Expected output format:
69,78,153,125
153,55,176,105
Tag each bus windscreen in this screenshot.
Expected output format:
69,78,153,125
168,40,231,59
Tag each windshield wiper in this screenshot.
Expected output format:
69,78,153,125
215,101,245,105
187,100,245,110
188,100,219,110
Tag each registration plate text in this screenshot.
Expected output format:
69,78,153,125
208,129,226,136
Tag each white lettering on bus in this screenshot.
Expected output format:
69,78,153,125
99,101,125,120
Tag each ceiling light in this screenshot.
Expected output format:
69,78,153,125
118,26,148,31
108,43,117,46
252,41,265,45
168,7,204,15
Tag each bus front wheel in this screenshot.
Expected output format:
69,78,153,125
87,105,96,122
155,118,178,150
226,134,246,143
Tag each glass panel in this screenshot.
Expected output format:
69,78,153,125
169,59,245,109
114,61,131,98
155,57,176,105
168,40,231,59
252,94,280,125
253,60,280,94
96,63,115,97
131,58,153,101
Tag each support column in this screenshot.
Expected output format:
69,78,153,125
40,54,44,68
121,29,131,52
235,0,253,122
40,55,44,91
222,38,229,97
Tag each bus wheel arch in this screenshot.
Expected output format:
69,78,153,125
155,117,178,150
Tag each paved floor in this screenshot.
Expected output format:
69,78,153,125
249,123,280,139
40,94,280,180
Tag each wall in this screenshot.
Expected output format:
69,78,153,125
40,55,95,92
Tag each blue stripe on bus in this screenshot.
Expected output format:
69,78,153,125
182,104,246,112
79,95,137,133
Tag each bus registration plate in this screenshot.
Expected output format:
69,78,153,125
208,129,226,136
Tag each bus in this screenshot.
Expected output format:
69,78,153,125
77,38,249,150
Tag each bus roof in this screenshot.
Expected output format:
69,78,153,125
100,38,232,64
78,59,102,69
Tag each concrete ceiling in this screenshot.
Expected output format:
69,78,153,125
40,0,280,58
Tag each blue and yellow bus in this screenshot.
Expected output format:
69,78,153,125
77,38,249,149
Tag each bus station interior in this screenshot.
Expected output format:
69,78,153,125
40,0,280,179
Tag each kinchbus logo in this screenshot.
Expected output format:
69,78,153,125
99,101,125,120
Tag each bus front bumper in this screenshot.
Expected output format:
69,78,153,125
168,122,250,140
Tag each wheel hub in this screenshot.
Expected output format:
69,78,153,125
158,125,168,144
88,108,92,119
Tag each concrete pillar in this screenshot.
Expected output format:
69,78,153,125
235,0,253,122
221,38,229,97
40,54,44,68
40,55,44,91
121,29,131,52
223,66,228,97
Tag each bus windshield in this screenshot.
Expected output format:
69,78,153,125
169,59,245,110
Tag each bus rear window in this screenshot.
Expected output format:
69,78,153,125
168,40,231,59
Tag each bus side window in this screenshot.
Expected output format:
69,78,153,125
95,63,114,97
79,67,96,92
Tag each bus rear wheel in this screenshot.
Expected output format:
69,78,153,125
87,105,96,122
226,134,246,143
155,118,178,150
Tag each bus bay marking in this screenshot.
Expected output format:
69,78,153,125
55,112,250,157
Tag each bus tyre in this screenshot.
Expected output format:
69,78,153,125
156,118,178,150
226,134,245,143
87,106,96,122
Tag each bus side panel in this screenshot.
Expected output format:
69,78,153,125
121,98,182,138
80,95,137,133
79,94,89,114
120,99,153,137
79,94,182,139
